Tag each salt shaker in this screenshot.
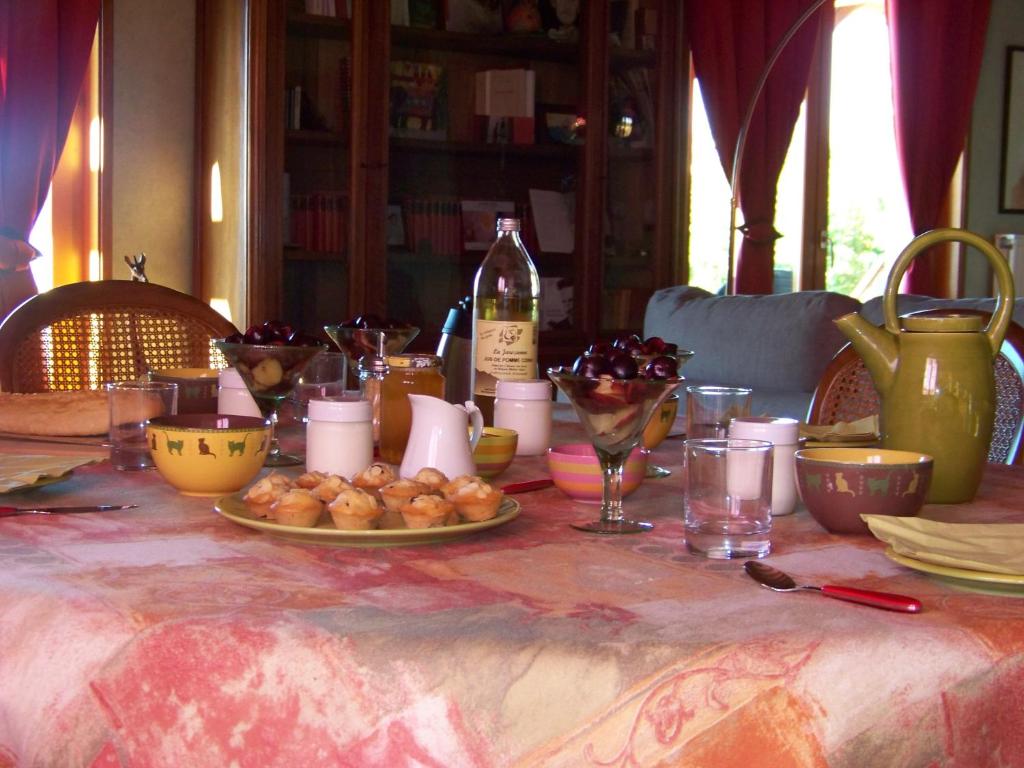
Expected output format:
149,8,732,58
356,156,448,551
217,367,261,418
306,397,374,478
494,379,552,456
728,416,800,516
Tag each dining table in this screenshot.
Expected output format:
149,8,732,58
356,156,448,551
1,407,1023,768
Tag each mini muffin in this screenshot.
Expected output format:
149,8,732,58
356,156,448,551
449,478,504,522
271,488,324,527
327,488,383,531
352,462,398,497
440,474,477,499
379,479,431,513
243,472,294,519
295,470,329,490
400,493,457,529
412,467,449,493
311,474,353,503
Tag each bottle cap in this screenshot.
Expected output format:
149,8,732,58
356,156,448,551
308,396,372,423
497,218,521,232
496,379,552,401
219,367,246,388
728,416,799,444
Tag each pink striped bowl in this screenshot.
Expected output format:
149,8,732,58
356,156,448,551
547,443,648,503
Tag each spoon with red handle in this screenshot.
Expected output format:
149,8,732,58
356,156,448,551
0,504,138,517
744,561,922,613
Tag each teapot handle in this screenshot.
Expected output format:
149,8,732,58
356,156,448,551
464,401,484,450
883,228,1015,358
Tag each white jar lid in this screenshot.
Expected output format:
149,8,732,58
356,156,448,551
219,367,246,388
308,396,372,422
729,416,799,444
496,379,552,400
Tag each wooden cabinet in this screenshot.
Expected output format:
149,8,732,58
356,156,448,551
231,0,684,368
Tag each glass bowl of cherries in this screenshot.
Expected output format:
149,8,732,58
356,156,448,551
548,335,691,534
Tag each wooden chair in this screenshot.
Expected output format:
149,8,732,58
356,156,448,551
807,308,1024,464
0,280,239,393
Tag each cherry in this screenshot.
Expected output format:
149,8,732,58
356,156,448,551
572,353,612,378
644,355,678,379
224,332,244,344
608,352,639,380
643,336,667,354
586,340,612,356
243,325,265,344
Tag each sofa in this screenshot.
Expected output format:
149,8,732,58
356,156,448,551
642,286,1024,421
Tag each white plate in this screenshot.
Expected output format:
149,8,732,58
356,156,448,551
215,493,520,547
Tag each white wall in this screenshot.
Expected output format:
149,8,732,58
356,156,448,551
965,0,1024,295
110,0,196,290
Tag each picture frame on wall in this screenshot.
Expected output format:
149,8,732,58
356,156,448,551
1000,46,1024,213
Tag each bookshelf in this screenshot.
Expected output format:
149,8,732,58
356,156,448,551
228,0,685,369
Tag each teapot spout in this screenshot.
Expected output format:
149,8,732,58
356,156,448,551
834,312,898,394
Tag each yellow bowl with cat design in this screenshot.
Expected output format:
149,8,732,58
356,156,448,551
794,447,933,534
146,414,270,496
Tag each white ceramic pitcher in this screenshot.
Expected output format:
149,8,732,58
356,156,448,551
399,394,484,480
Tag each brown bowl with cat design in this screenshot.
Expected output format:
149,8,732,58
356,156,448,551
146,414,270,496
795,447,933,534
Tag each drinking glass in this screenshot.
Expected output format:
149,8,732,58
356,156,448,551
548,368,682,533
290,351,348,421
107,381,178,470
685,385,752,439
215,340,325,466
683,438,773,558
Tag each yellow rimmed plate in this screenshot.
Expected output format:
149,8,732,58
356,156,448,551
885,547,1024,597
214,494,521,547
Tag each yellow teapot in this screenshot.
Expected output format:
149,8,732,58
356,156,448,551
834,228,1015,503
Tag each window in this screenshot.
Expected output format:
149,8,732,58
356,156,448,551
28,21,102,290
687,0,939,297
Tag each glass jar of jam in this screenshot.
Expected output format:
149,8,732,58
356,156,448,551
379,353,445,464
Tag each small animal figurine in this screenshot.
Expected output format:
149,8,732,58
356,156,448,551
124,253,148,282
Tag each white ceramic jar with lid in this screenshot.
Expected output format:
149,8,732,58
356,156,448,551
494,379,552,456
218,367,261,418
728,416,800,516
306,396,374,478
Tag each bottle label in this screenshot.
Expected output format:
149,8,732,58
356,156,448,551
473,319,537,398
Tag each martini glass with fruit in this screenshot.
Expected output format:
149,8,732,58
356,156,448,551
216,321,326,466
549,345,684,534
323,314,419,389
605,334,694,478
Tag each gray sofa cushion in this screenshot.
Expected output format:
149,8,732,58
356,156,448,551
644,288,862,393
861,294,1024,327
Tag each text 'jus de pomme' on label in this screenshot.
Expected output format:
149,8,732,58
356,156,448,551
472,319,538,398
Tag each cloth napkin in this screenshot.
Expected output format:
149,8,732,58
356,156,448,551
0,454,101,493
800,415,879,442
863,514,1024,576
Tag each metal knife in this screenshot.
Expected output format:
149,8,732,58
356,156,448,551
0,504,138,517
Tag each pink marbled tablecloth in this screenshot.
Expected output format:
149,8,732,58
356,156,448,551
1,422,1024,767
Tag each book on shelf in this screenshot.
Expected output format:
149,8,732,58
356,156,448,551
460,200,515,251
475,69,535,145
304,0,349,18
391,0,410,25
337,56,351,138
290,191,349,254
401,197,462,257
390,61,448,141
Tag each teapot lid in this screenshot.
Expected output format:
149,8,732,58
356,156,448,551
899,314,985,333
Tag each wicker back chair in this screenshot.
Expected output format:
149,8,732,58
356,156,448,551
807,308,1024,464
0,280,239,393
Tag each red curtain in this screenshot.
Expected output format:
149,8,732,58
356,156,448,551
0,0,99,318
686,0,830,294
887,0,991,295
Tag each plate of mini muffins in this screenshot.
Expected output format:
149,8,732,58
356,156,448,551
214,463,521,547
